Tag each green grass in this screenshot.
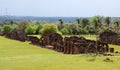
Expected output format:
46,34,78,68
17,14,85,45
28,34,97,40
109,44,120,52
80,35,97,40
0,36,120,70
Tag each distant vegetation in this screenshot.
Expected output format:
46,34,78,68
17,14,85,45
0,16,120,35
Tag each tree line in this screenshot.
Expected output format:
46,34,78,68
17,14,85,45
0,16,120,35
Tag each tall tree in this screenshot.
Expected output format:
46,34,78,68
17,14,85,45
3,25,13,34
114,18,120,27
113,18,120,33
16,20,29,32
76,18,80,24
58,19,64,30
58,19,63,25
81,18,89,28
105,17,111,27
91,16,101,29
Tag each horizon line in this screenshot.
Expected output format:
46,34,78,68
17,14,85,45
0,15,120,18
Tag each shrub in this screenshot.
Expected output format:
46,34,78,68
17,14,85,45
16,20,28,31
68,23,79,35
88,27,96,34
40,24,61,35
61,27,69,35
3,25,13,33
36,24,43,34
25,25,37,35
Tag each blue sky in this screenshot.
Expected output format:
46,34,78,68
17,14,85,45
0,0,120,17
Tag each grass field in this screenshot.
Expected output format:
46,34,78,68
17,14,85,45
0,36,120,70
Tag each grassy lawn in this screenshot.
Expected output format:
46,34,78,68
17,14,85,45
0,36,120,70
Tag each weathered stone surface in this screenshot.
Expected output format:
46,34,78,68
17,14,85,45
99,31,120,45
4,31,112,54
5,30,26,42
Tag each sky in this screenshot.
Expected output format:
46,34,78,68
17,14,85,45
0,0,120,17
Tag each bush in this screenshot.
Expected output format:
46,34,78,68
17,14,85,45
79,28,88,34
88,27,96,34
25,25,37,35
16,20,28,31
61,27,69,35
40,24,61,35
3,25,13,33
68,23,79,35
36,24,43,34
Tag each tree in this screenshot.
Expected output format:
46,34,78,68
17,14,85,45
61,27,69,35
105,17,111,27
113,18,120,33
58,19,64,30
0,21,4,26
88,27,97,34
79,27,88,34
58,19,63,25
36,24,43,34
68,23,79,35
114,18,120,27
25,25,37,35
3,25,13,33
9,19,14,25
16,20,29,32
91,16,101,29
40,24,61,35
81,18,89,28
76,18,80,24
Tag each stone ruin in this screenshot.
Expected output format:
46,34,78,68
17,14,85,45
37,32,110,54
99,31,120,45
5,29,26,42
63,36,109,54
26,36,40,45
39,32,63,50
3,30,115,54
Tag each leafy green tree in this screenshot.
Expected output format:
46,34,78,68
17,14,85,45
36,24,43,34
40,24,61,35
61,27,69,35
88,27,96,34
16,20,29,32
114,18,120,27
81,18,89,28
76,18,80,24
79,27,88,34
58,19,63,25
113,18,120,33
58,19,64,30
68,23,79,35
91,16,101,29
105,17,111,27
3,25,13,33
9,19,14,25
0,21,4,26
25,25,37,35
